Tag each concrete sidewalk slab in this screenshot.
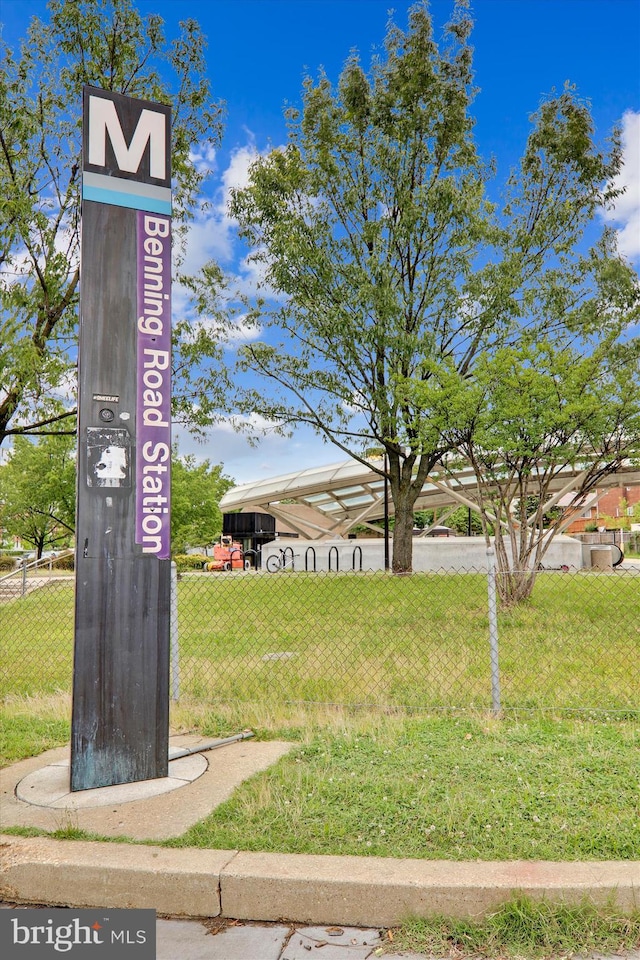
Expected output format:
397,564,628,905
0,735,295,840
3,907,639,960
285,925,382,959
1,836,638,926
156,919,291,960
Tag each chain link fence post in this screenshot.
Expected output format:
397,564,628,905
170,561,180,702
486,547,501,714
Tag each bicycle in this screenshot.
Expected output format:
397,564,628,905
265,550,299,572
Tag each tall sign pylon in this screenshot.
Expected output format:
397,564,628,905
71,87,172,791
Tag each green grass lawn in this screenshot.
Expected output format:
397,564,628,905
0,710,71,766
2,570,638,958
392,897,640,959
2,707,638,863
165,712,639,862
176,570,640,711
0,581,75,696
2,699,638,957
1,570,639,712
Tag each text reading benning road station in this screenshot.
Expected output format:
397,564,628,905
136,212,171,558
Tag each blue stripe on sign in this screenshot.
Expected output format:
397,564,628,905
83,184,172,215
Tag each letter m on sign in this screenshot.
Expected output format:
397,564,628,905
83,87,171,187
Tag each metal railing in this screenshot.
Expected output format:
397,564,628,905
0,550,75,597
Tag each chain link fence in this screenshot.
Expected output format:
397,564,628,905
1,559,638,714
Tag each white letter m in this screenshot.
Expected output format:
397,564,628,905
89,96,166,179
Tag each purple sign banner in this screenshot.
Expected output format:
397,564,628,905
135,210,171,558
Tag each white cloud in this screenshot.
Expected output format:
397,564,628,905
173,416,339,486
187,313,262,348
605,110,640,261
1,213,78,291
174,138,281,300
219,143,260,217
615,212,640,261
189,141,217,175
50,370,77,406
180,213,234,271
234,247,274,298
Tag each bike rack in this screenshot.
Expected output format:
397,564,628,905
328,545,339,572
282,546,295,571
352,546,363,571
243,549,258,570
305,547,317,572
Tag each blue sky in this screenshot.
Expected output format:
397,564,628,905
2,0,639,483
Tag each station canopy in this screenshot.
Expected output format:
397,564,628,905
219,456,640,541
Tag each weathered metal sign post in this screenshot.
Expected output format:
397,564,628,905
71,87,172,791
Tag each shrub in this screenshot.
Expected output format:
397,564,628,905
0,555,17,571
173,553,209,572
52,554,75,571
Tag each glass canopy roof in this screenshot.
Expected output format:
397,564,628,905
220,456,640,541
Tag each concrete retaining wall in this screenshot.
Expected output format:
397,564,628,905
262,535,584,573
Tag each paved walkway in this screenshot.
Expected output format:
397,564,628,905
156,917,640,959
3,906,636,960
156,918,391,960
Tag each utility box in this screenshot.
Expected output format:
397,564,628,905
590,546,613,570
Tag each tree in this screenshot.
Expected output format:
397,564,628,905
170,453,234,554
441,332,640,603
0,434,76,557
424,101,640,602
223,1,634,574
0,0,223,447
226,2,489,573
437,506,484,536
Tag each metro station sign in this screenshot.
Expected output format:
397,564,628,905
83,87,171,213
71,87,172,791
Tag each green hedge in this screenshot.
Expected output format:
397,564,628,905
0,555,17,571
173,553,209,572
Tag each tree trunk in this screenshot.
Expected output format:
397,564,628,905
35,535,46,561
496,568,537,605
391,490,416,573
389,455,418,574
387,451,437,574
493,527,537,605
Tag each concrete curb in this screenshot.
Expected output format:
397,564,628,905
1,836,638,926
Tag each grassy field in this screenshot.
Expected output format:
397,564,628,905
1,565,638,958
2,569,638,711
176,570,640,710
392,897,640,958
2,698,638,956
0,581,75,696
2,697,638,864
165,711,640,862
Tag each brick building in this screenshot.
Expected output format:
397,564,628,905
562,485,640,533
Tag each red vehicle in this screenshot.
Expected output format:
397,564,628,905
204,536,244,571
